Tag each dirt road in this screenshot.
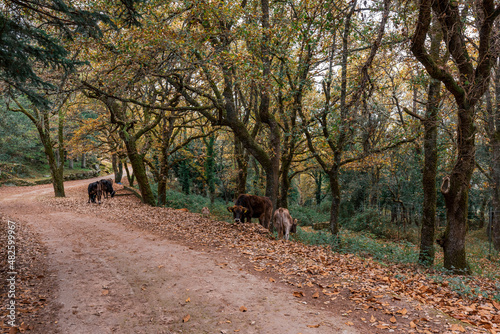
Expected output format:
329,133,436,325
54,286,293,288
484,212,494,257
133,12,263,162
0,178,360,334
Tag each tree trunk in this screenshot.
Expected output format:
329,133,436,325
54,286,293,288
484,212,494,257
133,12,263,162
369,166,380,208
315,171,323,206
260,0,280,215
68,157,73,169
115,160,124,184
440,106,475,274
124,137,156,206
234,136,248,196
81,153,87,168
278,156,292,209
124,160,135,187
111,153,123,182
419,77,440,266
489,62,500,251
327,167,341,236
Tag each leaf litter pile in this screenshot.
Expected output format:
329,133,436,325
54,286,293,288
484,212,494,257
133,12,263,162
41,183,499,334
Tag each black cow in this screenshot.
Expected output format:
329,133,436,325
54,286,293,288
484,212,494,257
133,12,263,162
227,194,273,230
101,178,115,199
88,181,104,204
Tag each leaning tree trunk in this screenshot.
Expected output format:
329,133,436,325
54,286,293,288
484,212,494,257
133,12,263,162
121,133,156,206
124,161,135,187
439,106,475,274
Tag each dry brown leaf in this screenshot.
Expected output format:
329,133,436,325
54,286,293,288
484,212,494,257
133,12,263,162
101,289,109,296
312,291,319,298
396,308,408,315
370,315,377,323
345,321,354,326
182,314,190,323
269,277,275,282
293,291,305,298
390,316,397,323
450,324,465,332
239,306,247,312
185,297,190,303
307,324,321,328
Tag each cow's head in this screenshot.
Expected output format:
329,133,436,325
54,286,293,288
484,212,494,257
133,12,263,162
227,205,248,223
291,219,298,234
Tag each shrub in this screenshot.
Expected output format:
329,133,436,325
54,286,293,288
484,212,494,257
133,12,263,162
288,204,329,227
341,208,390,237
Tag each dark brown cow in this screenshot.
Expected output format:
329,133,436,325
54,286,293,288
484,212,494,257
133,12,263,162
101,178,115,199
273,208,297,241
227,194,273,230
88,180,104,204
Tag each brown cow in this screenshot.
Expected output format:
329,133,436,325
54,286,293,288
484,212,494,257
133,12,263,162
273,208,297,241
227,194,273,230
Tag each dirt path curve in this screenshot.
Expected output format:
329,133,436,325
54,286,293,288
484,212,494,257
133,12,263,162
0,178,358,334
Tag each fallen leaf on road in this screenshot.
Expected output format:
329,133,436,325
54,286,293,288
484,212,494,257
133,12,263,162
239,306,247,312
312,291,319,298
182,314,190,323
450,324,465,332
396,308,407,315
185,297,190,303
293,291,305,298
307,323,320,328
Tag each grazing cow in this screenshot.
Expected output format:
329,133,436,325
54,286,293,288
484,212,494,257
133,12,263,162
273,208,297,241
227,194,273,230
201,207,210,218
87,180,104,204
101,178,115,199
